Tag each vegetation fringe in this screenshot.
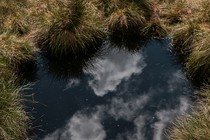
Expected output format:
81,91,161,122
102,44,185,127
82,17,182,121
37,0,106,57
168,87,210,140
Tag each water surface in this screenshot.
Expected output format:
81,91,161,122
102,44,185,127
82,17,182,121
26,39,194,140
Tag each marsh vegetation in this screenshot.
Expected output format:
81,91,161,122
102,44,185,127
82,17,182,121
0,0,209,139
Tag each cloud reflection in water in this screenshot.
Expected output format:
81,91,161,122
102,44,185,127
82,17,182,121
43,111,106,140
43,94,190,140
87,48,146,96
37,40,193,140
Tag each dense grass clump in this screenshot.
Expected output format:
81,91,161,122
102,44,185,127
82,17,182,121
0,34,36,69
0,33,35,139
104,0,169,42
0,76,29,140
168,87,210,140
37,0,106,57
93,0,154,17
143,20,168,39
107,4,146,40
0,0,30,36
186,35,210,83
160,0,189,25
3,16,29,36
172,22,206,55
0,33,35,140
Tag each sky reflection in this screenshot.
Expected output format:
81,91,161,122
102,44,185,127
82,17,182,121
86,42,146,96
27,40,194,140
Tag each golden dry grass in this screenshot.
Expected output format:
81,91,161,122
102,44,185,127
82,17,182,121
162,0,210,139
37,0,106,56
168,87,210,140
0,76,29,140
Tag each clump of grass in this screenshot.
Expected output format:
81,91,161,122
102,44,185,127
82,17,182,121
3,16,29,36
168,87,210,140
200,0,210,22
172,22,206,55
107,4,146,40
186,35,210,83
134,0,154,19
93,0,154,18
160,0,191,25
0,33,36,70
0,0,30,36
37,0,106,57
142,20,168,39
0,76,29,140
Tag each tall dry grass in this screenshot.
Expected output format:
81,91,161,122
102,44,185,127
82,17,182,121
37,0,106,57
0,75,29,140
168,87,210,140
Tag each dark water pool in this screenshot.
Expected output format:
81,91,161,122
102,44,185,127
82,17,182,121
25,39,195,140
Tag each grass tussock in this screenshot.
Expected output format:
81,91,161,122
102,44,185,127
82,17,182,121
37,0,106,57
0,34,36,69
0,33,35,139
0,0,30,36
143,20,168,39
0,77,29,140
160,0,205,26
160,0,189,25
0,1,35,135
172,22,207,55
186,35,210,82
198,0,210,22
3,16,29,36
0,36,33,139
93,0,154,18
168,87,210,140
107,4,146,39
162,0,210,139
105,0,168,41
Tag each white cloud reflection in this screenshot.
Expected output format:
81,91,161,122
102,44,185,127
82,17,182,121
153,97,190,140
108,95,149,121
43,111,106,140
64,79,80,90
43,95,190,140
115,115,147,140
42,49,192,140
167,70,187,92
87,49,146,96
